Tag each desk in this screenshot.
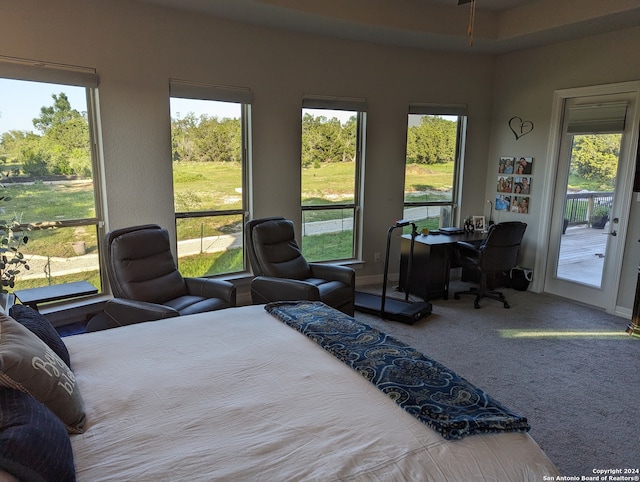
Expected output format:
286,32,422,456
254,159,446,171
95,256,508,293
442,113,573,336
14,281,98,311
399,231,486,301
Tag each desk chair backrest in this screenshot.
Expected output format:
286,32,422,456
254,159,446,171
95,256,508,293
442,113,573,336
478,221,527,273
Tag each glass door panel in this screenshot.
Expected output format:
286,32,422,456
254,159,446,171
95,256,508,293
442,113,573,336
556,133,620,288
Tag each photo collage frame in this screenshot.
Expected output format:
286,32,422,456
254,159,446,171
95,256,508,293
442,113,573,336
495,156,533,215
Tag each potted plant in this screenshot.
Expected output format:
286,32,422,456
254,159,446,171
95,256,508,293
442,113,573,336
0,195,30,311
590,205,609,229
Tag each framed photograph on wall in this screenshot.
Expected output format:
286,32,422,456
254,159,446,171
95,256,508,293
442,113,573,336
495,195,510,211
498,157,515,174
497,176,513,193
513,196,530,214
515,157,533,174
513,176,531,194
472,216,486,231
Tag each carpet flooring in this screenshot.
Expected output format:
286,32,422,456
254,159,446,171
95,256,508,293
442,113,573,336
354,280,640,478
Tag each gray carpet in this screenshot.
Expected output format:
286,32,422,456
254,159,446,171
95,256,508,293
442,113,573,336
354,280,639,477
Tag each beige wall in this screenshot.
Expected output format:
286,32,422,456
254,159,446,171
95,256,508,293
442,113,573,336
2,0,639,312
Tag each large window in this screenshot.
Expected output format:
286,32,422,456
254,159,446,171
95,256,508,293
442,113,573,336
0,58,102,294
300,97,366,262
403,104,467,231
169,80,250,277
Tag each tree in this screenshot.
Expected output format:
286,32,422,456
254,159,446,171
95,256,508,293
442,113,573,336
32,93,91,176
33,93,77,133
301,113,356,168
0,93,91,178
406,116,457,165
171,114,241,164
570,134,620,189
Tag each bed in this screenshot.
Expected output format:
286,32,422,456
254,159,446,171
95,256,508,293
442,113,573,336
2,302,559,481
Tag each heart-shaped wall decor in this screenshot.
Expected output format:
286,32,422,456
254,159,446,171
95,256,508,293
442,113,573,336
509,116,534,140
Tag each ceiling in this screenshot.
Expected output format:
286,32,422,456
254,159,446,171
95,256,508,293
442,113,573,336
138,0,640,54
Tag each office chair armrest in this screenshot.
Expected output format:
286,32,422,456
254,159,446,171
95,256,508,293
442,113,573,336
456,241,481,255
185,278,237,305
250,276,321,304
309,263,355,286
104,298,180,327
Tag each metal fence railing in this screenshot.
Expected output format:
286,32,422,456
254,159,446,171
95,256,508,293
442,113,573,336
564,191,613,227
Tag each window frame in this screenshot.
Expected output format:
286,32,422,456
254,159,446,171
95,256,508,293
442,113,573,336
403,103,467,229
0,56,106,294
169,79,252,276
300,95,367,262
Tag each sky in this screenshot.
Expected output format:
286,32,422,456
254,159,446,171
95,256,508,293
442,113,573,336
170,97,241,120
0,78,88,134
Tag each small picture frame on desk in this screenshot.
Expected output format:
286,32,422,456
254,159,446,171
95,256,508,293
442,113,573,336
472,216,486,232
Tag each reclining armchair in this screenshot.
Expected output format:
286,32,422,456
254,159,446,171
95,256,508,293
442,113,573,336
246,217,355,316
90,224,236,331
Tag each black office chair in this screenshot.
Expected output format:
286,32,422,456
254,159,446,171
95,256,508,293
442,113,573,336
88,224,236,331
245,217,355,315
454,221,527,309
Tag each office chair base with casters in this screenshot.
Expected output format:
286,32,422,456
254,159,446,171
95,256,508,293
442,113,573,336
454,286,510,309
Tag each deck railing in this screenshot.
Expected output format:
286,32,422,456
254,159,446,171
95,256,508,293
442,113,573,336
564,191,613,227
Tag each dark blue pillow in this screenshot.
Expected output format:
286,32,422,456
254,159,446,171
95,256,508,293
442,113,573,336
8,305,71,367
0,388,76,482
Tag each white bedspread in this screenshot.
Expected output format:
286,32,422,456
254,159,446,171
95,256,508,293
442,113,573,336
66,304,558,481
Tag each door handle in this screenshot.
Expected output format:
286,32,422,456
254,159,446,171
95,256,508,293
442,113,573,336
609,230,617,236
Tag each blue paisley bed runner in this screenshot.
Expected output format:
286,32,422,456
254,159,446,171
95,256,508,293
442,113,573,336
265,301,530,440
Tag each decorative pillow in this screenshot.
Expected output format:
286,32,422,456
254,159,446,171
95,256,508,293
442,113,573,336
0,314,86,433
0,388,76,481
8,304,71,368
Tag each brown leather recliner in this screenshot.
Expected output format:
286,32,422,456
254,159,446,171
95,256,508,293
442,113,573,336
91,224,236,331
246,217,355,316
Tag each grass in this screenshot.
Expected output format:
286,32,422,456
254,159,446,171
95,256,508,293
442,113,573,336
302,230,354,262
178,247,244,277
16,270,101,291
404,162,454,195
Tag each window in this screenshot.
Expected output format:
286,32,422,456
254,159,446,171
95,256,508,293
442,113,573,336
169,80,251,277
0,57,102,294
300,96,366,262
403,104,467,231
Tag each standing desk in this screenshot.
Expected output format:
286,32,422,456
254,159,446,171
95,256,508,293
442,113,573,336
399,231,486,301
